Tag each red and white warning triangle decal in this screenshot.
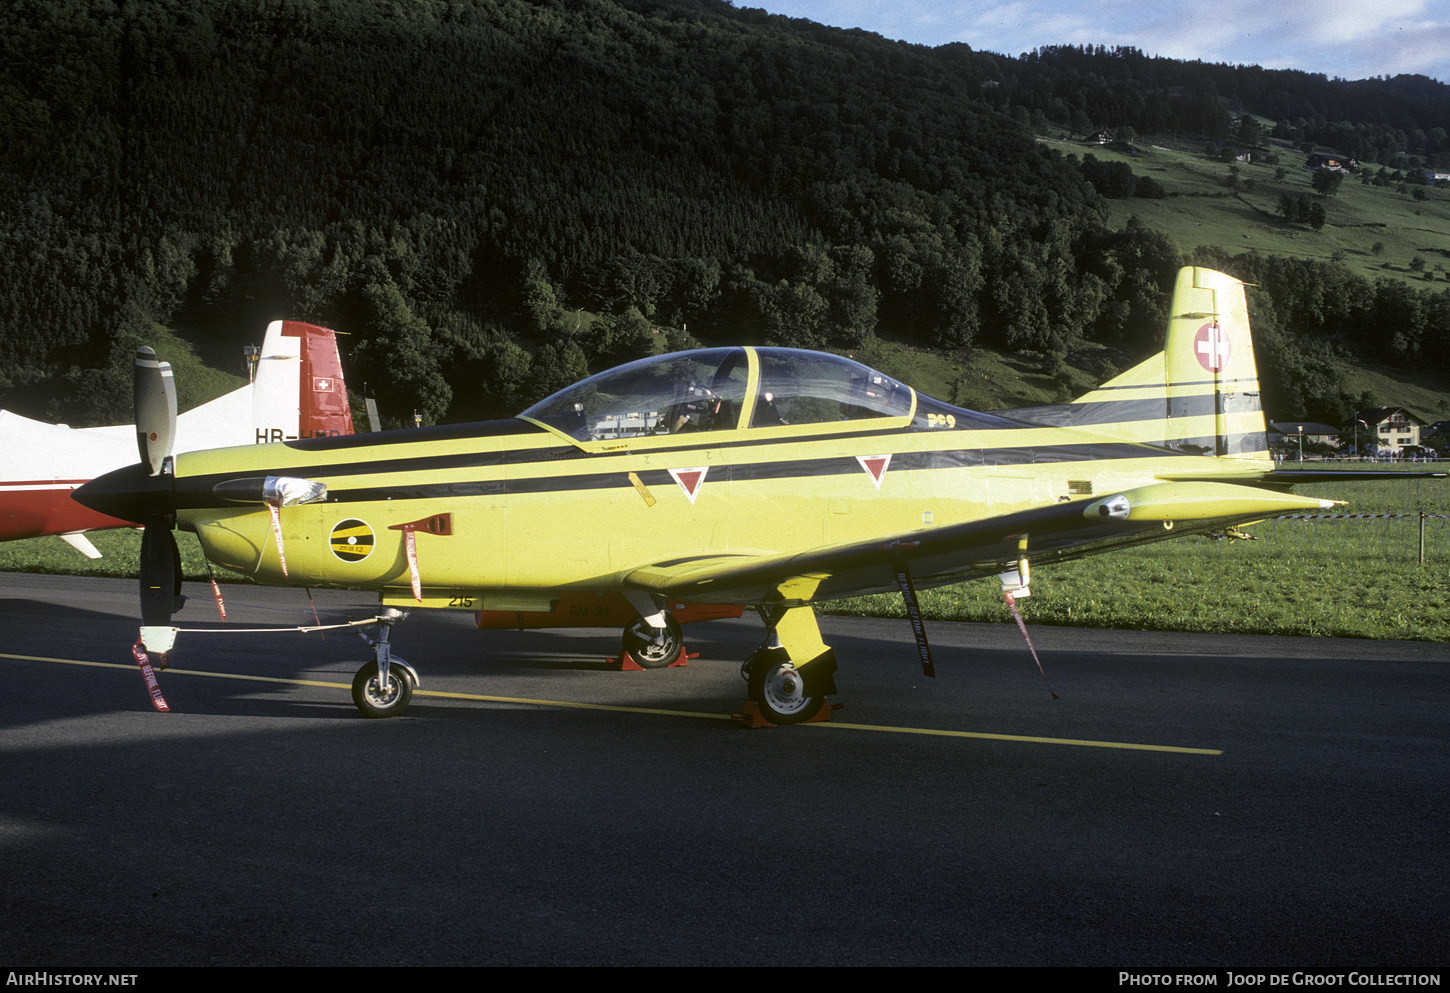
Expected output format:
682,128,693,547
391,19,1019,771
856,454,892,490
668,466,709,505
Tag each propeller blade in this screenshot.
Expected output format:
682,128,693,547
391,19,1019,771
140,514,180,626
134,346,177,477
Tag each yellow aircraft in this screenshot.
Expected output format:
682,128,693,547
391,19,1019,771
76,267,1444,723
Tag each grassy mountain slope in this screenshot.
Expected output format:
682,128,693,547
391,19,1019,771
1048,136,1450,289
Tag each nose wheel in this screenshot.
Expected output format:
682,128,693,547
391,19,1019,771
351,607,419,718
621,613,685,669
351,659,415,718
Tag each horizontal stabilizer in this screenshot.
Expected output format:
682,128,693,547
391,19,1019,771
59,532,102,559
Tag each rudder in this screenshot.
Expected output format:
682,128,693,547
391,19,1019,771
284,321,355,440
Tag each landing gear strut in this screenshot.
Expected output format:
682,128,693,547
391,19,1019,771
351,607,421,718
740,606,837,726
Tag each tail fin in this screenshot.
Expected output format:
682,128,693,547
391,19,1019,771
175,321,354,448
999,267,1269,462
282,321,355,439
1162,267,1268,460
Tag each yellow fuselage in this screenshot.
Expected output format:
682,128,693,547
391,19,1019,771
176,407,1274,605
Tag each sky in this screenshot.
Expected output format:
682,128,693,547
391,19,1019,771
748,0,1450,85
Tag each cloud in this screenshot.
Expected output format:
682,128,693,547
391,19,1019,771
751,0,1450,82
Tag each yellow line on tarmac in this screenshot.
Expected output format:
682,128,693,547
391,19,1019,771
0,652,359,692
814,720,1222,754
4,652,1222,754
417,685,734,721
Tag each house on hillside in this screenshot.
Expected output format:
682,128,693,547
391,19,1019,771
1207,142,1251,163
1089,129,1114,144
1356,407,1426,452
1305,152,1356,172
1268,421,1342,450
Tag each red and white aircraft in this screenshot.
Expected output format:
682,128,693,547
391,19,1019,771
0,320,354,557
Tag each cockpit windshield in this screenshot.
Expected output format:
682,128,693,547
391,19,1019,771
521,347,748,442
750,348,911,427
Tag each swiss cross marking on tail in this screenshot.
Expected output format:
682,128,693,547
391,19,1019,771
857,454,892,490
1195,322,1230,373
313,377,336,392
669,467,709,505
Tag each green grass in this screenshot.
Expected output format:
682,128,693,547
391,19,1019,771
1340,362,1450,426
822,465,1450,641
821,528,1449,641
138,322,248,416
0,528,248,583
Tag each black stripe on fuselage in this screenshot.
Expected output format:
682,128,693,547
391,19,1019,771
175,439,1202,508
1000,398,1166,427
185,421,940,493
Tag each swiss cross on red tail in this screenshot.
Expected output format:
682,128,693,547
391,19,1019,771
668,467,709,505
1195,322,1231,373
857,454,892,490
313,377,336,392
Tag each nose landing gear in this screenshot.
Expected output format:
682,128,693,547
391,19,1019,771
351,607,421,718
620,612,686,669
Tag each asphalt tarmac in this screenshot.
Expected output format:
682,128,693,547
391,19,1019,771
1,572,1446,967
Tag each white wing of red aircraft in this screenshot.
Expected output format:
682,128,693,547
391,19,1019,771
0,320,353,556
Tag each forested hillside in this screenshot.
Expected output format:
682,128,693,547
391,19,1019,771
2,0,1447,429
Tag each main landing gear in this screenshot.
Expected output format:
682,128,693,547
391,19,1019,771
739,605,837,726
351,607,422,718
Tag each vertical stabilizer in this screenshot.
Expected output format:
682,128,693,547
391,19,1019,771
994,267,1268,463
0,321,355,552
174,321,354,448
248,321,304,444
1163,267,1268,460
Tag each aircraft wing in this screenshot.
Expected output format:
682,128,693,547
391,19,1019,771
622,480,1337,607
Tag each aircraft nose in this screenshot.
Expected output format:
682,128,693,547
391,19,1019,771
73,463,172,525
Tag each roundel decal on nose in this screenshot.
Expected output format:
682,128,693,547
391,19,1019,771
330,518,375,562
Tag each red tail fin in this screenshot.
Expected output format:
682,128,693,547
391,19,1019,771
282,322,355,439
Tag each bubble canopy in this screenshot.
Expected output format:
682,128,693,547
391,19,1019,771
520,347,915,443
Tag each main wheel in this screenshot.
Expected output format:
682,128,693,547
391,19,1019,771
621,613,684,669
747,658,823,725
351,660,414,718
